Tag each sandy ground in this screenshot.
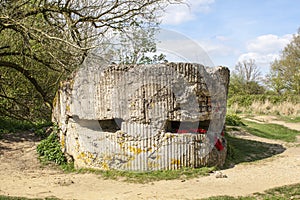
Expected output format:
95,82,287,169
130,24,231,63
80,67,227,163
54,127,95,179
0,118,300,200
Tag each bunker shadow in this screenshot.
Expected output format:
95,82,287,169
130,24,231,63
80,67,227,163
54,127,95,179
0,131,40,143
0,131,41,155
223,134,286,169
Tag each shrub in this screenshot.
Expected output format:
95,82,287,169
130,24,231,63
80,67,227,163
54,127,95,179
226,114,245,126
36,126,67,165
227,94,300,108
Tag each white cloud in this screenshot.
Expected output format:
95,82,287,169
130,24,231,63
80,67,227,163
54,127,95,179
246,34,292,53
161,0,215,25
238,52,279,66
237,34,293,71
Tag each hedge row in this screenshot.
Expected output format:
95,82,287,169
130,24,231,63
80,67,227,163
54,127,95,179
227,94,300,107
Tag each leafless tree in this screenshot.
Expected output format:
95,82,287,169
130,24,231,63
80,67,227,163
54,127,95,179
234,59,261,82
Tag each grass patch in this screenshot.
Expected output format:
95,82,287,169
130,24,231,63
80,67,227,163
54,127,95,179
77,166,215,183
257,183,300,199
278,116,300,123
242,120,300,142
43,159,214,183
202,183,300,200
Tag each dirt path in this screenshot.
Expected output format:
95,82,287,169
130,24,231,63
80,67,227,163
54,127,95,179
0,120,300,200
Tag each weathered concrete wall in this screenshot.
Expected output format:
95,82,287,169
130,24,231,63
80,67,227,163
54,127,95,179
53,61,229,171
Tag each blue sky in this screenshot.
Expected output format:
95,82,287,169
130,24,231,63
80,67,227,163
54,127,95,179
159,0,300,74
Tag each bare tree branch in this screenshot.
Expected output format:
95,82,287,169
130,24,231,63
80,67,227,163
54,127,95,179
234,59,261,82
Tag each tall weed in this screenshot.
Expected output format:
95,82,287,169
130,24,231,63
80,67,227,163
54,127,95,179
228,95,300,116
36,125,67,165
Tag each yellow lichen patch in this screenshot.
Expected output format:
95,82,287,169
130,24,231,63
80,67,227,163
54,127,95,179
76,151,95,164
118,142,125,151
147,161,159,169
77,152,86,159
128,146,143,154
66,104,70,112
75,140,80,151
150,102,155,108
101,162,110,170
69,78,75,88
171,159,181,165
52,92,59,108
165,133,175,139
129,102,135,108
60,134,65,149
86,152,95,159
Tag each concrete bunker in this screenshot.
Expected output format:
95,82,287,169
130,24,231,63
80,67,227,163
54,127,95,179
53,61,230,171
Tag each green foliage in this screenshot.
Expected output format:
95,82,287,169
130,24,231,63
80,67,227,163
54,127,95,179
36,127,67,165
243,120,300,142
227,94,300,108
226,114,245,126
266,59,287,94
113,26,168,65
267,30,300,94
229,77,265,97
228,59,265,96
0,9,68,121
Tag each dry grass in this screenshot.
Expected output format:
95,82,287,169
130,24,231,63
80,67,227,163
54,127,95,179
228,100,300,117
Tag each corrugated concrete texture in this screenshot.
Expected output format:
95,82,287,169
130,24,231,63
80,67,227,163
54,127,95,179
53,61,229,171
